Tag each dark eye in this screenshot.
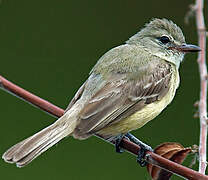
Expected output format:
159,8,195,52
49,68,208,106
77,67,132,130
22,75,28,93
158,36,170,44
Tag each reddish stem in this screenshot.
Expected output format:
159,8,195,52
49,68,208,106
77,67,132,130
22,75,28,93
0,75,64,118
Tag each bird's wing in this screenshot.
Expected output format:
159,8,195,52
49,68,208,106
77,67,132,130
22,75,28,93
73,61,173,138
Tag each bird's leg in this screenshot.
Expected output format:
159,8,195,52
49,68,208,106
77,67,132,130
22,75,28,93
125,133,153,167
114,133,153,166
114,134,127,153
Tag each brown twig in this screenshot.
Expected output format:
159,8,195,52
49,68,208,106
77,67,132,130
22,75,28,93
195,0,208,174
0,75,64,118
1,75,208,179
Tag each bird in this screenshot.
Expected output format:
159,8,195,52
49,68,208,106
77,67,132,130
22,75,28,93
2,18,200,167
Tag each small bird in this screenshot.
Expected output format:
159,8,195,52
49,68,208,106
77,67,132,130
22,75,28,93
2,18,200,167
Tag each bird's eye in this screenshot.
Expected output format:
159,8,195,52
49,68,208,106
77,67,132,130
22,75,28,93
158,36,170,44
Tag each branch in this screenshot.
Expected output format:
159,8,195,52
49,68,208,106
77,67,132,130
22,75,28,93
1,75,208,179
195,0,208,174
0,75,64,118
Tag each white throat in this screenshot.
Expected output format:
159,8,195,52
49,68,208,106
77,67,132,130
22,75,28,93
153,51,184,69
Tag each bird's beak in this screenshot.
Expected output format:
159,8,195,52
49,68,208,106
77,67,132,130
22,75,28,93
169,44,201,53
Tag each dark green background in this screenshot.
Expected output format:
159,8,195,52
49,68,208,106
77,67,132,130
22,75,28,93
0,0,207,179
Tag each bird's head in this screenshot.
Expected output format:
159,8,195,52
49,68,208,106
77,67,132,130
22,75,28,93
126,18,200,68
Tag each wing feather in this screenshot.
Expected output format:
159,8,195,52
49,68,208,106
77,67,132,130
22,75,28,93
73,62,172,138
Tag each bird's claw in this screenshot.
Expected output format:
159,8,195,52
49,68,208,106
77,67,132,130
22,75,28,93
125,133,153,167
137,144,151,167
115,135,125,153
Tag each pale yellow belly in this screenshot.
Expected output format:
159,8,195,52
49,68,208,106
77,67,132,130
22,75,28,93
98,66,179,137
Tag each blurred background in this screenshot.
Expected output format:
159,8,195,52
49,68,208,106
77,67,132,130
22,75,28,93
0,0,207,179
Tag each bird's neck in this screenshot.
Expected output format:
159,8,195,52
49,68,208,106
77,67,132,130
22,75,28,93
156,52,182,69
127,43,184,69
146,48,184,69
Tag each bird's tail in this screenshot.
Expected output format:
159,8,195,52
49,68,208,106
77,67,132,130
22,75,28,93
2,111,77,167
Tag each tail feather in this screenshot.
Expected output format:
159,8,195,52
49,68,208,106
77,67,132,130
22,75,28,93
2,112,76,167
3,137,30,163
16,126,67,167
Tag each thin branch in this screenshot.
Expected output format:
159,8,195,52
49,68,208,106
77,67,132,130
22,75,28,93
195,0,208,174
0,75,64,118
0,75,208,180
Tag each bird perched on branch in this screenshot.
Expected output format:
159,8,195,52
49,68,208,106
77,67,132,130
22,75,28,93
2,18,200,167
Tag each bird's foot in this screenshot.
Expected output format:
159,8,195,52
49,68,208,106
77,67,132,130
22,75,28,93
125,133,153,167
115,134,127,153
